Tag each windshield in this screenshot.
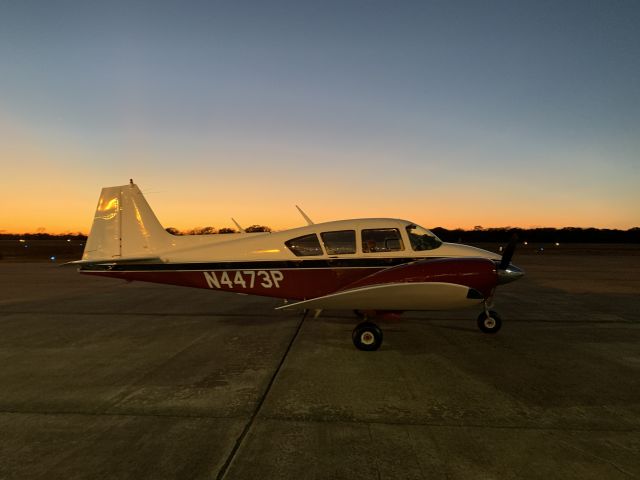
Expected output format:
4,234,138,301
285,234,323,256
406,224,442,251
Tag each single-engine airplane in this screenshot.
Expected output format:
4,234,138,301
74,181,524,350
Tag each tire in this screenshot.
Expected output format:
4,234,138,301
352,321,383,351
477,310,502,334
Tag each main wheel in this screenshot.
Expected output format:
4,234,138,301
352,321,383,351
477,310,502,334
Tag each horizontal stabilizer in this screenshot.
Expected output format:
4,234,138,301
276,282,483,311
65,256,162,267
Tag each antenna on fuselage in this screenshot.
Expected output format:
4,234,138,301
295,205,314,225
231,218,246,233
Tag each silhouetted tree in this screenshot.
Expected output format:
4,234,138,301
218,228,236,234
186,226,217,235
165,227,182,236
245,225,272,233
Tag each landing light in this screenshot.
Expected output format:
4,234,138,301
50,256,56,261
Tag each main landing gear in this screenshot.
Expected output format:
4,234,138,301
352,321,383,351
352,310,399,351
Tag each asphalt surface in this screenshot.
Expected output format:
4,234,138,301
0,253,639,479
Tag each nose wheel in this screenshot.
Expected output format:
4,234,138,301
477,310,502,334
352,321,383,351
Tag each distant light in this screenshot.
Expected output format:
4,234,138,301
499,246,503,252
80,243,84,246
24,245,28,248
19,239,26,243
50,256,56,261
555,242,560,246
523,241,528,246
67,239,71,242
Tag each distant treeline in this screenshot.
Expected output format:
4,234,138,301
431,227,640,244
165,225,272,235
1,226,638,243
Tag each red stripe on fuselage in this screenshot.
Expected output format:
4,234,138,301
80,257,499,301
80,266,384,300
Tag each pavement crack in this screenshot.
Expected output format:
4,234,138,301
558,438,637,477
215,309,308,480
103,330,214,411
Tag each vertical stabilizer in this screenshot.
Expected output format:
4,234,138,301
82,183,172,261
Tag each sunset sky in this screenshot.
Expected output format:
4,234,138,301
1,1,639,234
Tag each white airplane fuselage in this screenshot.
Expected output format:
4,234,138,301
77,183,523,312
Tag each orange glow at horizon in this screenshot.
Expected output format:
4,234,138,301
3,186,638,236
1,118,638,235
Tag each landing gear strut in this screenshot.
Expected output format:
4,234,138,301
352,321,383,351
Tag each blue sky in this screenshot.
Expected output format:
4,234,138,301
1,0,638,232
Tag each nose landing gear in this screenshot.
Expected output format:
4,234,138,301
477,309,502,334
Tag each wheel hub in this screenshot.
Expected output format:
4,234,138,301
484,317,496,328
360,332,375,345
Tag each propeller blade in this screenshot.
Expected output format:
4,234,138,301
499,234,518,270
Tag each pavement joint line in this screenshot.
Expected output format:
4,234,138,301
0,409,637,434
256,414,640,433
215,308,309,480
0,311,285,318
0,409,239,420
0,311,636,324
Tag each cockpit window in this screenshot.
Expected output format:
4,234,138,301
361,228,404,253
406,224,442,251
321,230,356,255
285,234,323,256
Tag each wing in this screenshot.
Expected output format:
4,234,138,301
277,282,484,311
